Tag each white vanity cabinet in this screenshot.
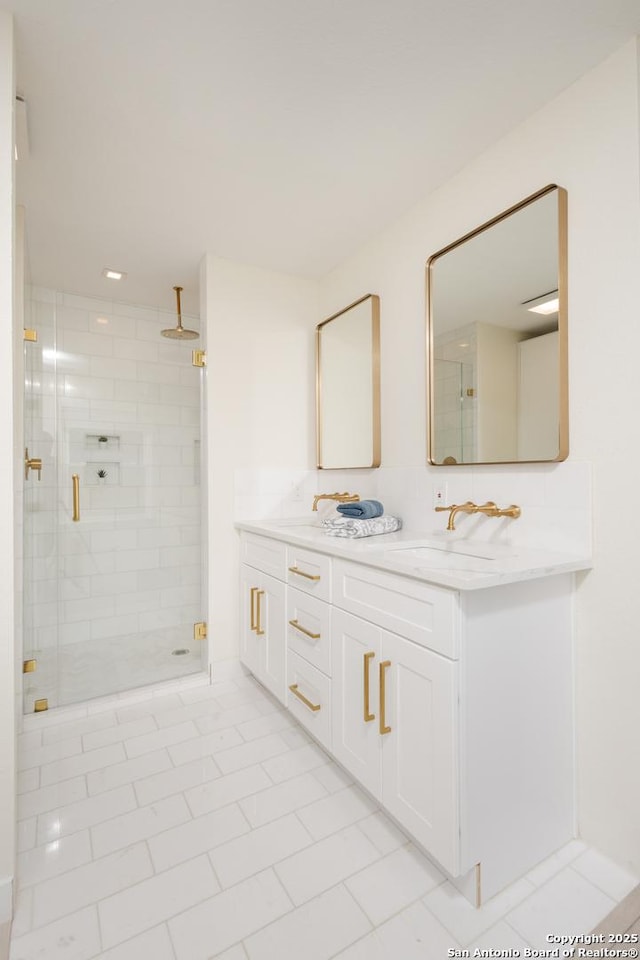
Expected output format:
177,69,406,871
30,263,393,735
237,527,577,904
239,534,287,704
329,557,574,900
331,561,459,873
332,607,458,873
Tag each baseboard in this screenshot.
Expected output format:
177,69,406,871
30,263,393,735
0,875,12,960
592,883,640,933
0,878,11,927
0,920,9,960
211,657,248,681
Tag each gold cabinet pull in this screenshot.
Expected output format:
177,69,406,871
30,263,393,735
255,590,265,636
288,566,321,582
289,683,321,712
72,474,80,522
250,586,259,632
288,619,320,640
379,660,391,735
363,651,375,722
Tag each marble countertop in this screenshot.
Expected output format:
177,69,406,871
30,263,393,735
235,517,592,591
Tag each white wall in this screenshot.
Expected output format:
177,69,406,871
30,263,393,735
0,8,16,934
205,40,639,871
202,256,318,670
317,40,640,872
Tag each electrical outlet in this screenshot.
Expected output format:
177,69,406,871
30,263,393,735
433,483,448,509
291,481,304,502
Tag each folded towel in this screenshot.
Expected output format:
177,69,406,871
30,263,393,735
336,499,383,519
322,515,402,538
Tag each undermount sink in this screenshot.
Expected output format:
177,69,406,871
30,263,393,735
384,541,517,570
269,518,321,529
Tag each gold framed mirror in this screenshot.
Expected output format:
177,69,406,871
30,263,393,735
426,184,568,465
316,294,381,469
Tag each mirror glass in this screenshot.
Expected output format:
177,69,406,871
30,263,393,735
316,294,381,469
427,185,568,465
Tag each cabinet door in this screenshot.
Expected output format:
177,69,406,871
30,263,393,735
331,609,382,798
240,564,260,676
239,566,286,705
259,572,286,704
380,630,459,875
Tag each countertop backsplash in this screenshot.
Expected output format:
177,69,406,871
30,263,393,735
233,460,592,559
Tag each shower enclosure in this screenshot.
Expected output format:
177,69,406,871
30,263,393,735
432,358,475,464
22,288,207,712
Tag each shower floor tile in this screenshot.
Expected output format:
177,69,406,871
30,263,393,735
11,672,639,960
23,628,204,711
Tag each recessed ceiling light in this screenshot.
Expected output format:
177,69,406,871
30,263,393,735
102,268,126,281
522,290,559,315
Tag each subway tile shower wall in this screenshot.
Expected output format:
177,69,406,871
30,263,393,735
23,288,204,709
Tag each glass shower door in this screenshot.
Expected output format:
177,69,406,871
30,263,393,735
23,287,207,711
22,293,59,714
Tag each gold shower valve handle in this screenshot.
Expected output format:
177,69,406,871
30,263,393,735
24,448,42,480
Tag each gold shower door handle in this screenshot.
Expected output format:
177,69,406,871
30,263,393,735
379,660,392,735
72,474,80,522
255,590,265,635
363,651,375,722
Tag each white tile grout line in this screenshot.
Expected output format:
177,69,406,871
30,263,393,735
14,677,637,959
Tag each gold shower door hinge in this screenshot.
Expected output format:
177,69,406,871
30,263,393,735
193,621,207,641
23,659,37,673
23,329,37,342
192,350,206,368
34,698,48,712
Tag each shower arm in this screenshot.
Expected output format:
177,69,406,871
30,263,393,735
174,286,185,331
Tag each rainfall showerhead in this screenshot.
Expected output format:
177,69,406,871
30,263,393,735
161,286,199,340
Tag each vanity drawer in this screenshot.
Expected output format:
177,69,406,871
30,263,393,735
240,533,287,580
287,588,331,677
286,545,331,601
287,649,331,750
332,559,459,660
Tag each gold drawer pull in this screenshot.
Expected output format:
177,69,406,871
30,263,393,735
363,651,375,722
289,683,321,712
288,566,321,582
379,660,391,735
288,619,320,640
250,586,258,631
255,590,265,636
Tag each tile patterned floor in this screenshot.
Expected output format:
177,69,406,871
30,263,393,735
10,674,640,960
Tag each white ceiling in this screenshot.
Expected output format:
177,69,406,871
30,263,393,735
6,0,640,316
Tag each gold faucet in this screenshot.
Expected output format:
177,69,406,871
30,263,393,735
312,491,360,512
435,501,477,531
435,500,521,531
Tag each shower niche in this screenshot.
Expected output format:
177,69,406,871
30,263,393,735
85,433,120,485
72,431,122,486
